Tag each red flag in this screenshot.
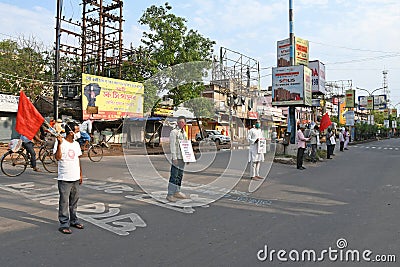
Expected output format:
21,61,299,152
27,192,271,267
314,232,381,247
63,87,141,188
319,113,332,132
15,91,45,140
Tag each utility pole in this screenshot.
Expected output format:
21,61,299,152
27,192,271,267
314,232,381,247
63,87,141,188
288,0,296,144
53,0,62,120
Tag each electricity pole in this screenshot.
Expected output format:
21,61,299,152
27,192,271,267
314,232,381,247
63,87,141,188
53,0,63,120
288,0,296,144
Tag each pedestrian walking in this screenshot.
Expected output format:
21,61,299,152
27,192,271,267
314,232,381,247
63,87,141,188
166,116,190,202
54,121,84,234
326,128,334,159
248,121,265,180
309,125,319,163
339,128,345,152
344,127,350,150
296,124,310,170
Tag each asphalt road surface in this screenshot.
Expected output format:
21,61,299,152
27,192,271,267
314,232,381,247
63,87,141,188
0,139,399,266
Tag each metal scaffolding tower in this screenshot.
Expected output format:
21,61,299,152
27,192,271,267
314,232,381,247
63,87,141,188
211,47,260,96
58,0,124,79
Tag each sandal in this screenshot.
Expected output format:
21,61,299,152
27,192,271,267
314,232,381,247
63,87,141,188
71,223,84,229
59,227,72,234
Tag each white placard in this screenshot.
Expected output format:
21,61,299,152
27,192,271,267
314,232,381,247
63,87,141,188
257,138,267,154
179,140,196,163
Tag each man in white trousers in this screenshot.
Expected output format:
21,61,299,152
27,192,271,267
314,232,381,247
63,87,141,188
248,121,264,180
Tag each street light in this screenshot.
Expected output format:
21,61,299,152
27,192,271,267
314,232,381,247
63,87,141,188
356,87,384,96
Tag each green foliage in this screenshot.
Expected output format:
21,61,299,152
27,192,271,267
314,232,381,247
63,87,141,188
371,110,385,124
0,38,52,98
354,121,378,140
137,2,215,112
184,97,215,118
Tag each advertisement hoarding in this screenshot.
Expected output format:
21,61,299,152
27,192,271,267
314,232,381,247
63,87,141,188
82,73,144,120
390,108,397,117
345,89,355,108
383,109,389,119
277,39,290,67
272,65,312,106
277,36,309,67
294,37,309,66
384,120,389,128
344,110,355,126
308,60,326,94
358,96,374,110
373,95,387,110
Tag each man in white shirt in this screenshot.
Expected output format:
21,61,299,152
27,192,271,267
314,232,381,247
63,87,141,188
54,121,83,234
78,118,93,148
166,116,190,202
248,121,264,180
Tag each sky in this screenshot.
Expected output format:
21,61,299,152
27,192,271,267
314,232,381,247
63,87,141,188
0,0,399,109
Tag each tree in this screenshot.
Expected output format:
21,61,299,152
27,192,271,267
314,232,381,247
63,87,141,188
0,37,52,99
138,2,215,113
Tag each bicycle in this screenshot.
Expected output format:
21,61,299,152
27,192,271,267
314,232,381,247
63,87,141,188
37,137,58,173
80,140,104,162
1,140,58,176
304,143,313,162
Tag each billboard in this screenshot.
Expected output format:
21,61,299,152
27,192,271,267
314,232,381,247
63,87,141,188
82,73,144,120
272,65,312,106
373,95,387,110
295,37,309,66
358,96,374,110
390,108,397,117
383,109,389,119
345,89,355,108
277,36,309,67
277,38,290,67
309,60,326,94
344,110,355,126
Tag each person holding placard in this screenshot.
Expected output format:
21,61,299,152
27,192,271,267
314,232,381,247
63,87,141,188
296,124,310,170
248,121,264,180
166,116,191,202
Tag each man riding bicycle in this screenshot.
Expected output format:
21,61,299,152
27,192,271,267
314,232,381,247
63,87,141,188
77,118,93,149
20,130,43,172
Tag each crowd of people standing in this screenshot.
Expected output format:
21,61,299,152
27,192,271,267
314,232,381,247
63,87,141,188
297,124,350,170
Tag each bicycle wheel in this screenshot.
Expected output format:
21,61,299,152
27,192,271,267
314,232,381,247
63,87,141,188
88,144,103,162
41,150,58,173
1,150,28,177
38,147,46,161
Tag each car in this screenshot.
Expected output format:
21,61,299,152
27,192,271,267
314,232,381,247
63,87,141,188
145,132,160,147
200,130,231,145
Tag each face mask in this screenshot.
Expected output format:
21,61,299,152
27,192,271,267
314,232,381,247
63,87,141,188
74,132,81,140
255,123,260,129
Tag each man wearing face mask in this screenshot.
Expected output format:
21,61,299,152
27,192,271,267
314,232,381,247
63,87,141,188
248,121,264,180
54,121,83,234
166,116,190,202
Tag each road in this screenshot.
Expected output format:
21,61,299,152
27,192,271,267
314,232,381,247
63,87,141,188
0,139,399,266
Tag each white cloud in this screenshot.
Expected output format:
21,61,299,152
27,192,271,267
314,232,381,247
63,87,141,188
0,3,54,46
